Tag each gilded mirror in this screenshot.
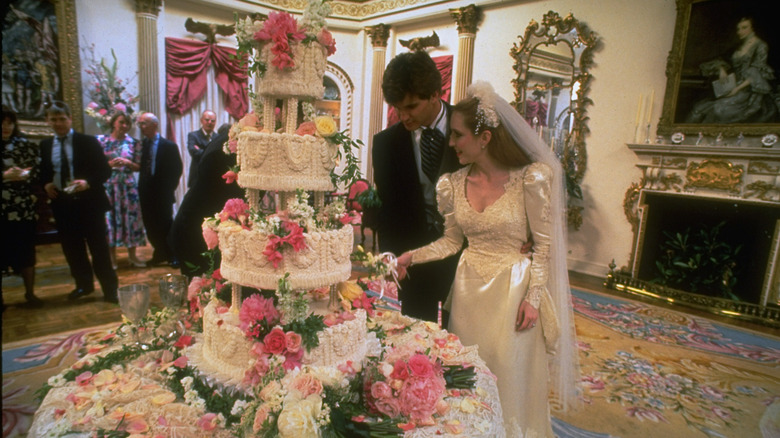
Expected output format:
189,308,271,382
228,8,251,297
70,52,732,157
510,11,597,229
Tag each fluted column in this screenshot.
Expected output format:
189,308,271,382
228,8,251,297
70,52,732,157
364,24,391,184
136,0,162,115
450,5,481,103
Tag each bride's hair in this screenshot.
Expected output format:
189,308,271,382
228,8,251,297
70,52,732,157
452,97,531,168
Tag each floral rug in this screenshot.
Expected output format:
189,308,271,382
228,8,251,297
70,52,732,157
3,290,779,438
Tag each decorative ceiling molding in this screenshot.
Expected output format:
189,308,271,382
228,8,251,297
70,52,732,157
233,0,446,21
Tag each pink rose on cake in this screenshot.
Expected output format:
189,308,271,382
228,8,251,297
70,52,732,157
263,327,288,354
240,295,280,333
296,121,317,136
219,198,251,225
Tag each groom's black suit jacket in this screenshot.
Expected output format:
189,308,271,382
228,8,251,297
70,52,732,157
372,102,463,322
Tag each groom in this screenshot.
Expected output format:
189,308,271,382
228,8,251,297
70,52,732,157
372,51,462,323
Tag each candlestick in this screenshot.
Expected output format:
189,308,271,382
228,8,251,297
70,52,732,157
635,93,643,126
644,123,651,144
646,90,654,125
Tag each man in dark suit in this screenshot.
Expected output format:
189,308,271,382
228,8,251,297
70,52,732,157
39,101,118,303
137,112,183,267
186,110,217,188
170,123,243,279
372,51,462,323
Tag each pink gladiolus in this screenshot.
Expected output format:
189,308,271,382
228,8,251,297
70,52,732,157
222,170,238,184
173,356,188,368
202,223,219,250
283,222,306,251
173,335,193,349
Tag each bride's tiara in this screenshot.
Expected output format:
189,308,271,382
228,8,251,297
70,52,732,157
468,81,500,134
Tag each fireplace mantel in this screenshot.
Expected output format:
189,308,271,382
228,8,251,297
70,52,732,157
612,143,780,327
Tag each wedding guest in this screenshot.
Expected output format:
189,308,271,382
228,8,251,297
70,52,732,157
397,82,580,435
170,123,242,279
186,110,217,188
137,112,183,267
372,51,462,323
1,105,43,310
98,111,146,268
39,101,118,303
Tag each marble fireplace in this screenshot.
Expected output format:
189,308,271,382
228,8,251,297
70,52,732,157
607,141,780,327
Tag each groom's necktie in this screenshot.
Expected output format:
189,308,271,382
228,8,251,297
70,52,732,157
58,136,70,187
420,127,445,183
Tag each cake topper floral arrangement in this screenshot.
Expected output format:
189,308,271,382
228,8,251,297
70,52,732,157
82,44,140,132
235,0,336,76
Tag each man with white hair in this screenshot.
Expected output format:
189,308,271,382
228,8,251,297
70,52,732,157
137,112,183,267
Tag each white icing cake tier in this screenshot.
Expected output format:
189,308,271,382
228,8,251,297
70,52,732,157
187,300,369,387
256,42,326,99
191,300,256,385
237,131,337,192
219,223,353,291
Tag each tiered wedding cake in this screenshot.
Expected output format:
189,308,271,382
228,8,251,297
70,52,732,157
188,5,368,386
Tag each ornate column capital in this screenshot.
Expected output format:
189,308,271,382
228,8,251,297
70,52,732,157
365,24,391,48
135,0,161,15
450,4,481,34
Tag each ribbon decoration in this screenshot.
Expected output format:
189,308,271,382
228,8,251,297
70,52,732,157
376,252,401,300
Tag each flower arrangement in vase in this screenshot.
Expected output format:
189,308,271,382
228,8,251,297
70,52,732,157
82,44,140,132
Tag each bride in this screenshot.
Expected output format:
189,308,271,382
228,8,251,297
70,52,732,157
396,82,579,436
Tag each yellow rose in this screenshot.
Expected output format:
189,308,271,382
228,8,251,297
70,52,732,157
337,281,364,301
314,115,338,137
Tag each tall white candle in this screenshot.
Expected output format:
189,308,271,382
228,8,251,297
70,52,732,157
646,90,654,125
635,94,643,126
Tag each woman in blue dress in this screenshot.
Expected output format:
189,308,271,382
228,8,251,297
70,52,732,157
98,111,146,268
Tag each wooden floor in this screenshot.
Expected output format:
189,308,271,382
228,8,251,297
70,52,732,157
2,232,777,345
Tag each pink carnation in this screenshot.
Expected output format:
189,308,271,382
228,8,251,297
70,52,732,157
201,223,219,250
318,29,337,56
219,198,249,223
399,375,447,422
239,295,280,330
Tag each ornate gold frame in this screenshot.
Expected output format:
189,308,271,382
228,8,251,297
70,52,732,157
657,0,780,136
510,11,598,229
16,0,83,138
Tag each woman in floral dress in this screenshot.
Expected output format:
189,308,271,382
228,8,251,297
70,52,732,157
98,111,146,267
2,105,43,309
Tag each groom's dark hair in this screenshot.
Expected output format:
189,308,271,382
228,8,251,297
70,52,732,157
382,51,442,105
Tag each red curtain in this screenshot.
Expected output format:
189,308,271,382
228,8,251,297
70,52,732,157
165,37,248,137
386,55,453,128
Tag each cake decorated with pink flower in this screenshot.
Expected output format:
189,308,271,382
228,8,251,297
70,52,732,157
190,2,369,389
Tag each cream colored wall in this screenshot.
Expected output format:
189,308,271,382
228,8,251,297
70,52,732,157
72,0,678,279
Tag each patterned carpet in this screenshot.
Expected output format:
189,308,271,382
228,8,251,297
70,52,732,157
3,289,779,438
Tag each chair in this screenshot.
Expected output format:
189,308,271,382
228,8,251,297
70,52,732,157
346,179,377,250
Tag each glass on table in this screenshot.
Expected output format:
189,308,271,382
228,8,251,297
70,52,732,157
117,284,151,349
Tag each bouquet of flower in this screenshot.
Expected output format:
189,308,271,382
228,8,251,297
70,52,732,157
235,0,336,76
82,44,140,132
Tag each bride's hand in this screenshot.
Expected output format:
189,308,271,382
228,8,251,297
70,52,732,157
396,252,412,280
515,300,539,332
